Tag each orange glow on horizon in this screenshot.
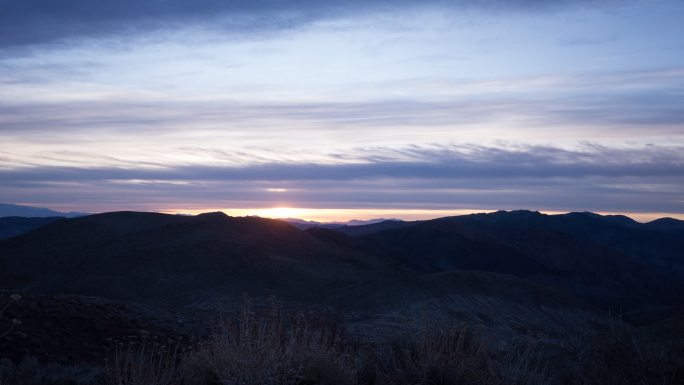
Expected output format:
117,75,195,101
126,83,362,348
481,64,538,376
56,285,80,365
159,207,684,223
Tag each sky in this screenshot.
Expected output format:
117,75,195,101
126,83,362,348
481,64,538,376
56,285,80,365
0,0,683,221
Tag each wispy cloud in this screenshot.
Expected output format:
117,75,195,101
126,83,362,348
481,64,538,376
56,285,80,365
1,69,682,136
1,0,682,217
3,143,683,180
1,144,682,214
0,0,626,49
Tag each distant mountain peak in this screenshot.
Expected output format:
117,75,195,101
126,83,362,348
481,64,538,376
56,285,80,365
645,217,684,231
282,217,402,230
649,217,682,224
0,203,87,218
345,218,401,226
196,211,230,219
497,209,542,216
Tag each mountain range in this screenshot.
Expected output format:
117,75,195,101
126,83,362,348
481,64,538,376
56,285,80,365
282,217,402,230
1,209,683,381
1,210,682,311
0,203,87,218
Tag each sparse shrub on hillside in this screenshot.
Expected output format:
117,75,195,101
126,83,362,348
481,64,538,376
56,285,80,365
364,327,543,385
490,338,546,385
573,321,683,385
105,332,182,385
0,294,21,340
183,298,357,385
180,297,546,385
11,293,679,385
369,325,491,385
0,357,102,385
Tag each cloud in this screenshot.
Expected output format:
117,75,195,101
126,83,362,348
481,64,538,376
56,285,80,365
2,143,683,181
0,144,682,214
0,0,680,216
0,0,631,49
558,33,619,46
1,68,683,135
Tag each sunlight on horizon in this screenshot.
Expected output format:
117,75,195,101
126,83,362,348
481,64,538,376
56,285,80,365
160,207,684,223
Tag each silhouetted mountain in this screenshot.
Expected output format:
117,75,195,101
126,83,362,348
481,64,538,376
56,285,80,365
281,218,344,230
0,203,87,218
0,216,65,240
0,290,208,365
3,209,684,381
467,211,684,278
0,211,398,306
0,211,608,331
331,219,413,236
311,210,684,306
2,209,682,312
645,217,684,232
283,217,402,230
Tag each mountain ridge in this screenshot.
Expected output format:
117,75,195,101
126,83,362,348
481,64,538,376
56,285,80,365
1,209,682,310
0,202,88,218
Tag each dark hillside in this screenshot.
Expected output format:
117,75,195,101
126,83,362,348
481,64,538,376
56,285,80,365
645,217,684,232
0,290,206,365
331,220,413,237
2,211,684,384
0,217,65,240
0,212,389,305
349,211,683,306
467,211,684,278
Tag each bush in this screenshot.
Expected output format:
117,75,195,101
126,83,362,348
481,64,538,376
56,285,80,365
364,327,543,385
180,298,545,385
0,357,102,385
105,332,182,385
183,298,356,385
371,326,489,385
0,295,21,340
574,321,683,385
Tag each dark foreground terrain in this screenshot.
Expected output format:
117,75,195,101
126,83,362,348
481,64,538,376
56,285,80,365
1,210,683,384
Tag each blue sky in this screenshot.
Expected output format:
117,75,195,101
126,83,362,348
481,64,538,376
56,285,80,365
0,0,683,220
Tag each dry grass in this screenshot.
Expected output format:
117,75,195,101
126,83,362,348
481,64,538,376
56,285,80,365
11,295,679,385
573,321,683,385
183,298,356,385
369,326,491,385
180,298,545,385
363,327,543,385
0,294,21,340
105,333,182,385
0,357,102,385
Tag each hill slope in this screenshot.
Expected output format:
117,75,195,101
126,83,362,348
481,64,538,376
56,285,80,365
0,211,614,336
0,216,65,240
309,210,684,306
0,212,392,305
0,203,86,218
1,210,681,312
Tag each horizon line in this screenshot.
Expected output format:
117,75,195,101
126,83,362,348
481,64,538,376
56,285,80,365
164,208,684,224
4,202,684,223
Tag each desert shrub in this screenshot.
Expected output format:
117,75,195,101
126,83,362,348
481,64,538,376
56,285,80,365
372,326,490,385
488,338,545,385
105,333,182,385
0,356,102,385
574,321,683,385
0,295,21,340
183,298,357,385
364,326,543,385
180,297,551,385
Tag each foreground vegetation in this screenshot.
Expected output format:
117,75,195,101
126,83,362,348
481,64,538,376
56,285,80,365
2,297,682,385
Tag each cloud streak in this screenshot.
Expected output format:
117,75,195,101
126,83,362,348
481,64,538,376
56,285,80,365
1,0,682,218
3,143,683,181
1,144,682,214
1,69,682,139
0,0,624,49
